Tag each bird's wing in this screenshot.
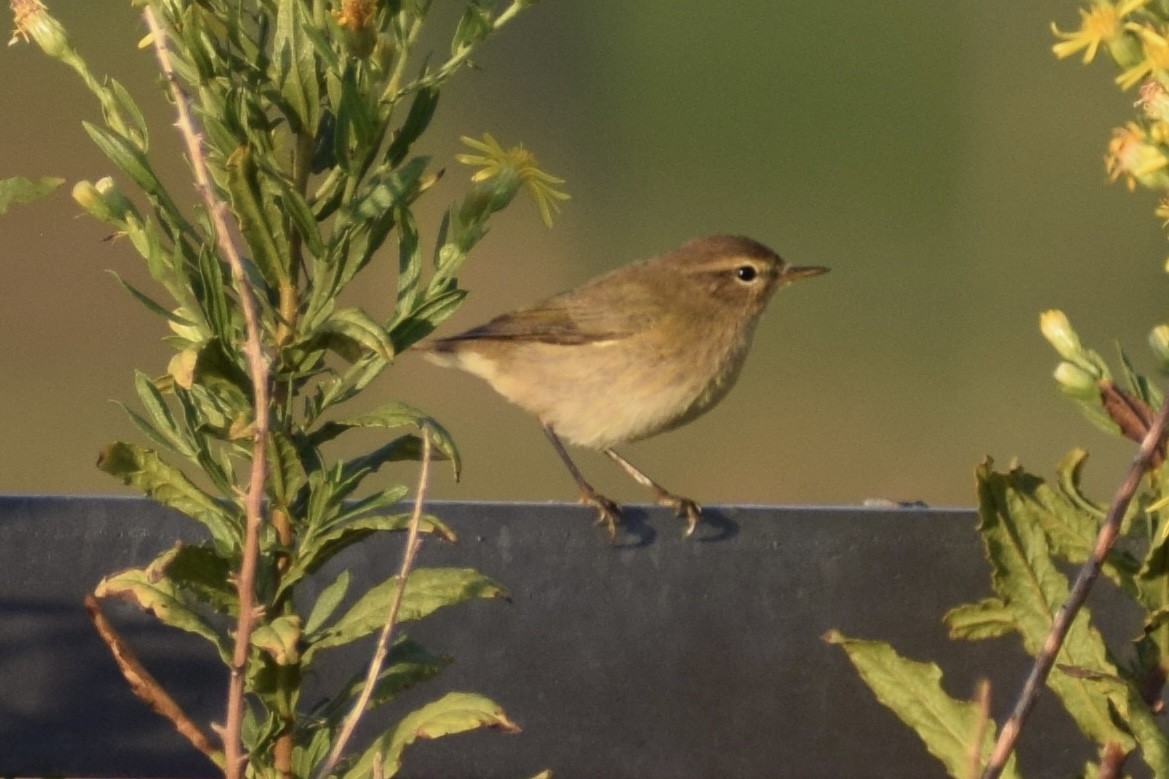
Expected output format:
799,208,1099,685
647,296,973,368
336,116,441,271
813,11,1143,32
441,283,664,346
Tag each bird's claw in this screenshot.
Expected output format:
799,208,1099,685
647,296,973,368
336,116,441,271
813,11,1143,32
657,494,702,538
579,491,623,541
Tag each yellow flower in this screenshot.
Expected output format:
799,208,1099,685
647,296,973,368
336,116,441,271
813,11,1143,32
457,133,569,227
1117,23,1169,89
1051,0,1147,64
1106,122,1169,189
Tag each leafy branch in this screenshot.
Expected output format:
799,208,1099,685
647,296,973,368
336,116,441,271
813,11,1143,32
6,0,561,775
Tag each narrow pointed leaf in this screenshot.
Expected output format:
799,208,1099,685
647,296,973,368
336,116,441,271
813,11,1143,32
304,568,505,660
97,441,239,553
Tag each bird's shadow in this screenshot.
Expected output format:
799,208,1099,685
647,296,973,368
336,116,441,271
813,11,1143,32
611,506,739,549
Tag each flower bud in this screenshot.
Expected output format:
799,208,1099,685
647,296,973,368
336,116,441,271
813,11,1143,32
1150,324,1169,369
1053,361,1101,398
1040,310,1084,362
72,176,137,225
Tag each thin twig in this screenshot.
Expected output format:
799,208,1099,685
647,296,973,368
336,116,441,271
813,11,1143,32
965,680,991,779
981,392,1169,778
314,431,433,779
85,595,223,765
144,9,273,779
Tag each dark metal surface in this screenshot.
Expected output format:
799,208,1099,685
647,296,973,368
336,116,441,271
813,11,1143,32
0,496,1110,777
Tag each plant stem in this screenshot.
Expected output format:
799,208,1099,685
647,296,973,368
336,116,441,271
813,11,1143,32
85,595,223,766
981,392,1169,778
144,9,273,779
313,431,433,779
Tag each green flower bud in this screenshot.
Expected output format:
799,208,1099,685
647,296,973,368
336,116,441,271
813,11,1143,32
1053,361,1100,397
72,176,136,225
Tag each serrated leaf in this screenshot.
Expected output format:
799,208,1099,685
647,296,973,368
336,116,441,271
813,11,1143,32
824,631,1019,779
95,546,228,661
1119,682,1169,776
305,568,505,661
977,461,1134,750
0,175,63,214
97,441,239,554
342,692,519,779
943,598,1015,641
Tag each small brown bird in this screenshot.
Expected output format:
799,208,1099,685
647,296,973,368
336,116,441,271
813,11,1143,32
422,234,827,538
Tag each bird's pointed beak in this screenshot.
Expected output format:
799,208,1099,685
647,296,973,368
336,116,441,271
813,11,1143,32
779,264,829,283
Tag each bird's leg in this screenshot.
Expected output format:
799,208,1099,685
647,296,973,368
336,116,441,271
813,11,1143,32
542,424,622,540
603,448,702,537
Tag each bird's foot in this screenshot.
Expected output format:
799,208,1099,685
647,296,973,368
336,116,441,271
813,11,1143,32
578,489,623,541
655,491,702,538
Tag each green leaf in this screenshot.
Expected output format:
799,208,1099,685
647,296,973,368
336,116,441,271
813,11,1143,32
305,568,506,661
225,145,289,287
274,0,321,133
287,511,456,598
334,401,460,477
386,87,439,166
319,307,395,362
164,544,236,614
342,692,520,779
276,176,325,259
106,271,190,323
95,546,228,661
354,157,429,222
943,598,1015,641
82,122,165,201
0,176,63,214
106,78,149,148
1119,682,1169,776
824,631,1019,779
316,637,450,725
389,288,468,350
977,461,1134,750
133,370,197,457
304,569,351,636
97,441,239,554
252,614,302,665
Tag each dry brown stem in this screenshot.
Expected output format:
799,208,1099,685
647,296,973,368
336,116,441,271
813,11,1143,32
143,9,273,778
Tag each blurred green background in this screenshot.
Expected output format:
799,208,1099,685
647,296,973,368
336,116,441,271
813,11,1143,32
2,1,1165,509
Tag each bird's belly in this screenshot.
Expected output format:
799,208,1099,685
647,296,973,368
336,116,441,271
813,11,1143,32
483,340,736,449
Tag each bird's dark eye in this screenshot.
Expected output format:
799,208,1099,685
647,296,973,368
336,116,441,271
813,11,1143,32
735,264,758,283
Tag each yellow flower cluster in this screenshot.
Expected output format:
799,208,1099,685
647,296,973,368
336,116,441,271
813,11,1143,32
1054,0,1169,259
